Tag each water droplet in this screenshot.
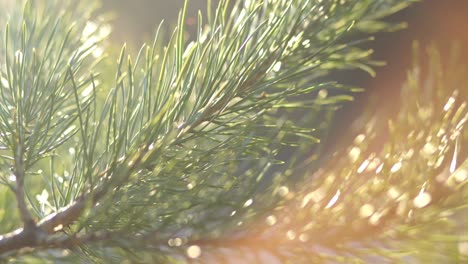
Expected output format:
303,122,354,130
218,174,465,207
318,89,328,99
148,143,155,150
286,230,296,240
325,190,340,209
421,142,437,157
390,162,402,173
168,239,175,246
266,215,277,226
92,47,104,58
168,238,183,247
61,125,76,138
413,192,431,208
278,186,289,197
369,212,382,225
404,149,414,159
82,21,98,40
357,159,370,174
186,245,201,259
173,238,182,247
418,107,432,120
68,147,75,155
301,192,312,208
243,199,253,208
359,204,374,218
450,140,460,173
81,82,96,97
272,61,282,72
354,134,366,145
444,97,455,111
387,187,400,200
458,241,468,256
187,182,195,190
435,155,445,168
1,76,9,88
15,50,23,62
287,34,302,48
299,233,309,242
54,174,64,184
376,163,384,174
454,168,467,182
348,147,361,162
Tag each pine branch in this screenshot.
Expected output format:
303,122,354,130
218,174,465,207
12,157,35,230
8,0,467,263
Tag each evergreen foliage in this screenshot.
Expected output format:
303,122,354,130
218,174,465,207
0,0,466,263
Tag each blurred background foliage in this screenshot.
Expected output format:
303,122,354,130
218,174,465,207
100,0,468,143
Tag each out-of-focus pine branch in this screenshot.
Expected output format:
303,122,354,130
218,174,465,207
187,43,467,263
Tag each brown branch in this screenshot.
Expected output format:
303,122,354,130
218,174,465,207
37,195,88,234
0,228,116,257
0,227,37,256
0,195,89,255
0,152,143,256
0,181,110,255
41,230,115,250
13,146,36,230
